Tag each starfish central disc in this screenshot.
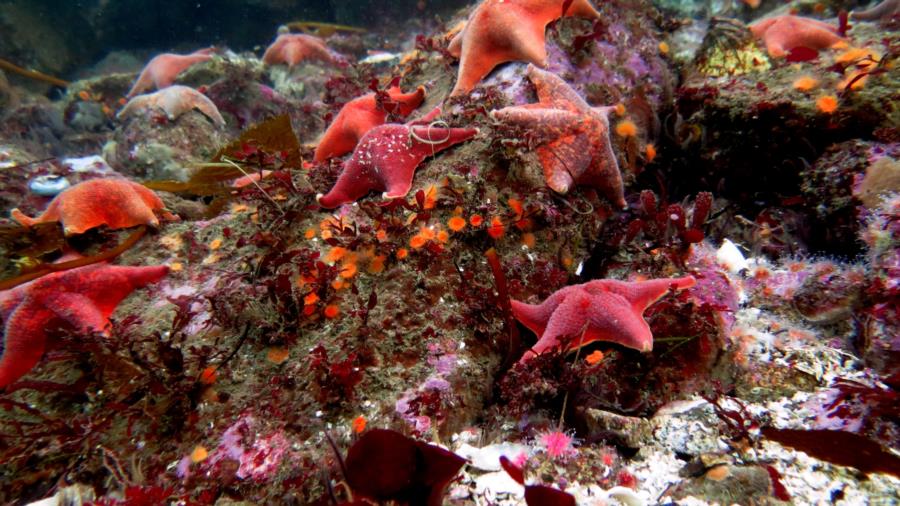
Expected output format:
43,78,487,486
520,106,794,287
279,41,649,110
491,64,625,207
317,108,478,208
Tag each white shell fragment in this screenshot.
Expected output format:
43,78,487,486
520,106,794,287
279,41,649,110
716,238,749,273
28,174,70,196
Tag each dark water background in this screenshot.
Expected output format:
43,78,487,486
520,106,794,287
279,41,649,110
0,0,470,80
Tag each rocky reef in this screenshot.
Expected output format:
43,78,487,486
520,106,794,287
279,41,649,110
0,0,898,504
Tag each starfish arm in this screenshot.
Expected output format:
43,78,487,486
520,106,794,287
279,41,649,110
379,126,477,198
55,180,121,235
315,103,382,162
449,51,496,96
285,41,321,65
179,53,215,70
58,200,97,236
284,44,305,66
591,276,696,313
160,53,214,87
804,28,845,49
150,56,181,89
762,33,790,58
511,288,571,340
83,265,169,321
317,158,383,208
157,89,186,120
525,65,591,112
132,181,164,208
502,17,553,66
126,66,158,98
112,265,171,292
536,133,592,194
311,43,343,66
46,292,112,335
491,107,584,149
45,264,167,323
593,105,616,120
0,304,52,389
798,17,841,33
381,164,417,199
11,204,56,228
116,190,162,229
582,294,656,352
192,47,217,57
448,28,464,58
409,106,443,126
189,93,227,127
262,37,287,64
408,125,479,154
749,17,779,39
116,95,148,121
524,291,593,359
156,86,224,126
565,0,603,18
315,129,358,163
387,85,427,116
583,134,626,208
852,0,900,20
0,290,24,320
753,16,844,57
69,181,124,234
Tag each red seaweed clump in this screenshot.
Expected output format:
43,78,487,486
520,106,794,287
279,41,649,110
341,429,466,506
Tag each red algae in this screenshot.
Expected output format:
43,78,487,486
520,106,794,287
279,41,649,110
3,2,899,504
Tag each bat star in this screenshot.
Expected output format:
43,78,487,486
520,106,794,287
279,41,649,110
512,275,696,362
0,262,169,389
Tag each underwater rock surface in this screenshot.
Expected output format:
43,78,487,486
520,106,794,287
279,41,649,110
0,0,899,504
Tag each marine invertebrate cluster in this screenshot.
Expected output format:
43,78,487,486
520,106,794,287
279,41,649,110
2,0,899,503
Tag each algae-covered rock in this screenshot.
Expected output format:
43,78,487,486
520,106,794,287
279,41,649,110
107,108,227,181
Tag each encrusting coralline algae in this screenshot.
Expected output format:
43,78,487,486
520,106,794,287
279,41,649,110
0,0,898,503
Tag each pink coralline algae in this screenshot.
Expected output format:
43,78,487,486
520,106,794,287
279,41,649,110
395,339,460,435
686,243,743,330
179,415,289,481
545,17,669,107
